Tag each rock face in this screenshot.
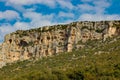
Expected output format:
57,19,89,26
0,20,120,67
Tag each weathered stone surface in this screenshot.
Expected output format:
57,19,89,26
0,20,120,67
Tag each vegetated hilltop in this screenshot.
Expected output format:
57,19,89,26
0,20,120,68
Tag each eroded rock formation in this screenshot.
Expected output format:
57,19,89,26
0,20,120,67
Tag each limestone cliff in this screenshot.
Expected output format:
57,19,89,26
0,20,120,67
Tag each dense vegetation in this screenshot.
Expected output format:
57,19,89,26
0,36,120,80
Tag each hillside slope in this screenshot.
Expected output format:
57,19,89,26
0,35,120,80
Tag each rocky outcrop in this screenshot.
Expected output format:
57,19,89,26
0,20,120,67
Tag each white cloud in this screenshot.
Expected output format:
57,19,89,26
0,10,20,20
77,0,120,21
81,0,93,2
93,0,110,14
79,14,120,21
6,0,56,7
0,22,30,42
58,11,74,18
23,11,55,27
78,0,110,14
0,22,30,40
77,4,94,13
93,0,110,8
4,0,74,10
57,0,74,9
0,23,15,42
0,24,14,34
13,22,30,30
3,0,56,13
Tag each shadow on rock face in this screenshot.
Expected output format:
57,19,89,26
19,40,28,47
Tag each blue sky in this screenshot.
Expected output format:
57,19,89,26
0,0,120,42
